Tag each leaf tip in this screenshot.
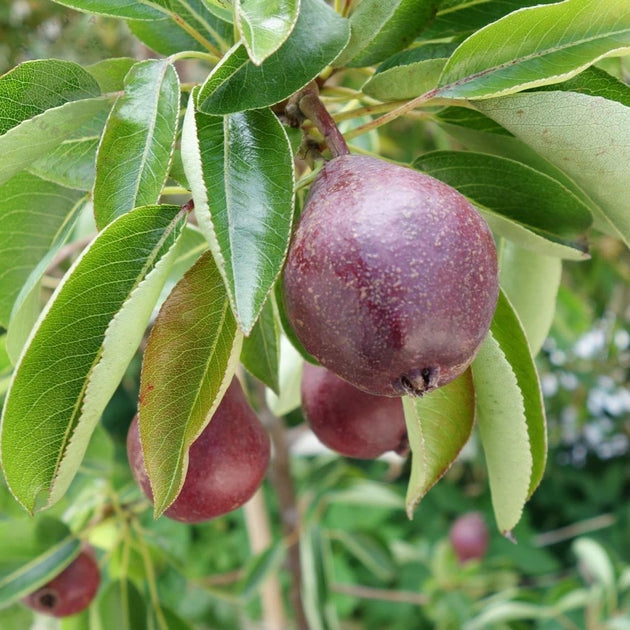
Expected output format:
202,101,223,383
502,529,518,544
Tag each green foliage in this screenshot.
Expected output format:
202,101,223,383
0,0,629,627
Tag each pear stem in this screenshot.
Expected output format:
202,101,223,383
298,85,350,159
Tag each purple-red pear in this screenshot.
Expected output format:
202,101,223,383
127,378,270,523
283,154,499,397
449,511,489,563
301,363,408,459
22,549,100,618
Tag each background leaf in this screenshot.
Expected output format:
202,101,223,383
98,579,147,629
241,298,280,394
138,250,242,517
197,0,349,114
0,205,187,513
236,0,300,65
476,91,630,246
334,0,438,68
0,172,85,328
413,151,592,255
181,103,294,333
51,0,164,19
94,59,180,230
499,241,562,356
437,0,630,100
404,369,475,518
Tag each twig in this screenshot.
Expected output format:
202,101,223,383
533,514,616,547
332,582,428,606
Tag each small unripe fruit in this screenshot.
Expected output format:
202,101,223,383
22,549,100,618
127,378,270,523
449,511,489,563
301,363,408,459
283,154,499,397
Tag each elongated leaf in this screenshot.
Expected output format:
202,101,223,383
86,57,137,92
0,535,80,608
330,530,395,582
28,109,109,191
335,0,438,68
499,242,561,356
0,60,100,137
181,102,294,333
98,579,147,629
198,0,349,114
6,195,88,363
0,97,113,187
0,205,187,513
414,151,592,254
138,250,243,517
237,0,300,65
404,369,475,518
438,0,630,99
0,173,85,328
239,542,286,601
472,291,546,534
94,60,180,230
241,298,280,394
476,91,630,246
52,0,164,19
362,44,454,100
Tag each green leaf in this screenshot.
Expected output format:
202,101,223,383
0,336,10,376
94,60,180,230
335,0,439,68
0,204,187,513
436,106,513,136
0,172,85,328
181,102,294,333
472,291,546,534
437,0,630,99
362,44,454,101
98,579,147,629
27,111,108,191
239,542,286,602
0,534,80,608
51,0,164,19
0,96,113,188
197,0,349,114
475,91,630,246
86,57,137,92
241,298,280,394
236,0,300,65
413,151,592,256
329,530,395,582
499,241,561,356
138,250,243,517
403,369,475,518
0,60,101,137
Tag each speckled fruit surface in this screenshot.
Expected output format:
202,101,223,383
301,363,408,459
283,155,499,397
22,549,100,618
127,379,270,523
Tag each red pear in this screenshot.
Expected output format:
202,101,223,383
449,511,489,563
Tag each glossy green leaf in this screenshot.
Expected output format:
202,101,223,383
6,195,88,363
237,0,300,65
94,60,180,230
0,60,100,137
476,91,630,247
413,151,592,256
335,0,438,68
0,205,187,513
138,250,243,517
51,0,164,19
98,579,147,629
241,298,280,394
0,96,113,188
438,0,630,100
0,172,85,328
197,0,349,114
436,106,512,136
86,57,137,92
362,44,454,100
404,369,475,518
0,535,80,608
181,102,294,333
28,109,109,191
500,241,561,356
472,291,546,534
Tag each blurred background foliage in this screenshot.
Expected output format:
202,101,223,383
1,2,629,629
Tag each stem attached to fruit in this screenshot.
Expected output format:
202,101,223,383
297,84,350,159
